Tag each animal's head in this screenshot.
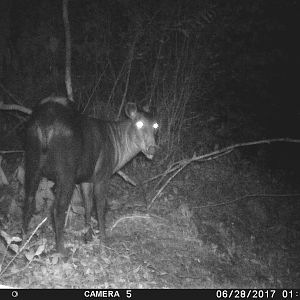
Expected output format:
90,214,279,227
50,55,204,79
125,103,159,159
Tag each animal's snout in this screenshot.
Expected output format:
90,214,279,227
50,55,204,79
143,145,158,159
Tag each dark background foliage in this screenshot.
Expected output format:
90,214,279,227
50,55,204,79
0,0,299,165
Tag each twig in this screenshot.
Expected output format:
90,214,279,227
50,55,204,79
147,138,300,208
117,31,139,120
64,199,73,229
0,82,22,105
0,101,32,115
146,138,300,184
193,193,300,209
148,161,191,209
154,149,232,189
110,214,152,231
62,0,73,101
107,61,126,106
116,170,136,186
0,150,24,154
0,217,47,278
83,64,108,113
110,213,166,232
0,259,33,280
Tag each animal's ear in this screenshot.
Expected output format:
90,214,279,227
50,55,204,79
125,102,137,119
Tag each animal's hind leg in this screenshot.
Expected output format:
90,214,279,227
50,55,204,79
80,182,94,242
52,173,75,255
23,154,43,233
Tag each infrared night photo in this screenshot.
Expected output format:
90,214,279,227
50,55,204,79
0,0,299,290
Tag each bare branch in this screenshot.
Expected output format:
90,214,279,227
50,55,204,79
147,138,300,184
117,32,139,120
62,0,73,102
147,138,300,208
148,162,188,209
0,101,32,115
110,213,164,231
0,82,23,105
117,170,137,186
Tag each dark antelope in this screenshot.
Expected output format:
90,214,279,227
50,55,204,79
23,96,158,255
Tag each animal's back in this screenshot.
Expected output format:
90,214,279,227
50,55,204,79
27,97,116,183
25,99,81,180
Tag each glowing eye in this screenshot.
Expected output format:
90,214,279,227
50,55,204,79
153,123,159,129
136,121,144,129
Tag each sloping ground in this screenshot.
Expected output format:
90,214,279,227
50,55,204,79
0,152,299,288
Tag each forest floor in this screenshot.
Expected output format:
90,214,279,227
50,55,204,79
0,145,299,289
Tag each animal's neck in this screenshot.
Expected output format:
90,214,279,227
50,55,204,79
109,120,140,173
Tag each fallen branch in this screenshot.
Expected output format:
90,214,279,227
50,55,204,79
147,138,300,208
110,214,152,231
147,137,300,184
148,150,232,209
110,213,164,231
0,101,32,115
116,170,136,186
148,162,187,209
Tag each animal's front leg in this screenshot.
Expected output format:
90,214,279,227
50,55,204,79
80,182,94,242
93,179,108,240
52,176,75,256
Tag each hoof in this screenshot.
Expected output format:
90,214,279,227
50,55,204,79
49,252,69,263
50,248,72,262
84,227,94,243
55,243,72,259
